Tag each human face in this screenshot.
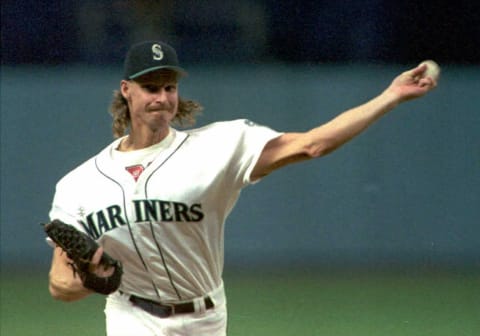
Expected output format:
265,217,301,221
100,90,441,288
121,70,179,133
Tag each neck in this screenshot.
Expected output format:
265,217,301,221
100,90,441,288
119,128,170,152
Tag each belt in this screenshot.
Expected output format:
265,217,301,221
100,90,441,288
127,294,214,318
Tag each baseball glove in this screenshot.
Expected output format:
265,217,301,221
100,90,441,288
43,219,123,295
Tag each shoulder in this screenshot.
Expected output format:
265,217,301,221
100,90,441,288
187,119,247,133
55,139,121,188
54,157,96,192
186,119,279,138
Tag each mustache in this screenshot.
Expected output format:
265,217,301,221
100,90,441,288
147,103,172,112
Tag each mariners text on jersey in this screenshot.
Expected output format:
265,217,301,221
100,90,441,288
79,199,205,239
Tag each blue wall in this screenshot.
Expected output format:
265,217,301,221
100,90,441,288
1,64,479,270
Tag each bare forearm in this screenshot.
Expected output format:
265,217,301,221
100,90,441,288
48,247,92,302
49,275,91,302
303,62,437,158
306,90,399,156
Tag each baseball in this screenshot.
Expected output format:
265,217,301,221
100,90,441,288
419,60,441,81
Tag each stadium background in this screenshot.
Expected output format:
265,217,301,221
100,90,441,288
1,1,479,335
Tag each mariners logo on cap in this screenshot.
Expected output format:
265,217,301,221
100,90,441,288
152,44,164,61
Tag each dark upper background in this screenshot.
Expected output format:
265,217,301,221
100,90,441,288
2,0,479,66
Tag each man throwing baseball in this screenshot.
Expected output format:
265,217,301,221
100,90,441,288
46,40,438,336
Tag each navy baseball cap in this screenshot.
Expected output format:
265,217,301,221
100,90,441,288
123,41,187,79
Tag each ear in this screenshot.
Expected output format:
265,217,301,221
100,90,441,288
120,80,130,100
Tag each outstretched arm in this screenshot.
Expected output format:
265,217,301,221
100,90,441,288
251,63,438,180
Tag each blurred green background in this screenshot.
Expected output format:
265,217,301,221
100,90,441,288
1,270,478,335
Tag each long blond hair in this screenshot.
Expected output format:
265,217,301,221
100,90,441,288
109,90,203,138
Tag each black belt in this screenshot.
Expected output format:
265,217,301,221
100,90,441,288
127,294,214,318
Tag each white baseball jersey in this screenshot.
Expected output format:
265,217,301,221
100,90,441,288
49,119,281,302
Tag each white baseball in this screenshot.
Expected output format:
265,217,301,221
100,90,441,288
419,60,441,81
